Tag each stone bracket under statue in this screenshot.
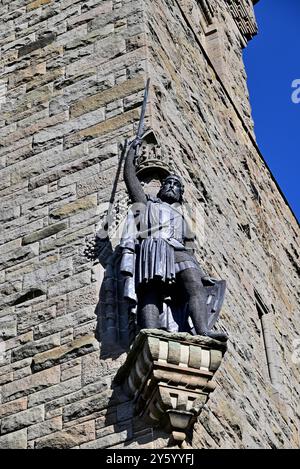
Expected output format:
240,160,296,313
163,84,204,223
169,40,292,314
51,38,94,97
115,329,227,444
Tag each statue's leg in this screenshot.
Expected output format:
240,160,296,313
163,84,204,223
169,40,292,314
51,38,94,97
177,268,227,341
137,280,162,329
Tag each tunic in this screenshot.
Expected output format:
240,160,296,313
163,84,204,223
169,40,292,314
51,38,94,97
120,196,204,302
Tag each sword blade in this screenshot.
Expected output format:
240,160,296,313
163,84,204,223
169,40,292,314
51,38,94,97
136,78,150,139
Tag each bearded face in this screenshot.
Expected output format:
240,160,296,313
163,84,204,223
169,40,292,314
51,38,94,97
157,176,183,204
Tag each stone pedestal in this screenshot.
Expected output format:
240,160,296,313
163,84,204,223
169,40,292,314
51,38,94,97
115,329,227,444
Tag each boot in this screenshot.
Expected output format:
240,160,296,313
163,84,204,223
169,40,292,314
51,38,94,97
199,330,228,342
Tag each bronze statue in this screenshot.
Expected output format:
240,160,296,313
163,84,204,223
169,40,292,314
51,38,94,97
86,80,228,348
120,136,228,342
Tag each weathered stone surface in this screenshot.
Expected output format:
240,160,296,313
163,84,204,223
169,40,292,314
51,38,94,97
33,306,95,340
81,351,104,386
22,258,72,290
18,33,57,58
28,376,82,407
34,421,95,449
65,108,140,148
44,378,112,416
70,76,144,117
33,108,105,144
1,405,44,435
61,362,82,382
27,0,52,11
49,195,97,220
2,366,60,401
81,424,132,449
0,316,17,339
0,397,28,419
28,416,62,441
17,306,56,334
0,429,27,449
31,335,99,372
62,389,114,423
22,222,68,245
11,333,61,362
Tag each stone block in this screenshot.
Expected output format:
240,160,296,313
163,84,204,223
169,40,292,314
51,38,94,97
3,332,32,356
56,24,88,47
28,377,82,407
31,335,98,372
81,351,104,386
65,108,140,148
61,363,82,382
66,284,98,313
68,4,110,28
28,416,62,441
0,372,13,385
44,378,112,416
0,316,17,339
70,75,144,117
26,0,52,11
81,427,131,449
17,306,56,335
0,206,20,224
62,389,114,423
34,306,94,341
18,32,56,57
40,225,93,254
22,222,68,245
26,67,64,92
6,142,34,167
21,185,76,213
0,397,28,419
0,218,44,246
2,366,60,401
58,163,100,188
34,421,95,449
65,36,126,77
11,333,61,362
1,405,44,434
2,111,68,147
13,366,33,380
0,429,27,449
10,144,64,184
0,238,22,256
1,244,39,270
34,108,105,144
49,194,97,220
47,271,91,298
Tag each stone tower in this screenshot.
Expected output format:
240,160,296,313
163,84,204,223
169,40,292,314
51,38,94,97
0,0,299,449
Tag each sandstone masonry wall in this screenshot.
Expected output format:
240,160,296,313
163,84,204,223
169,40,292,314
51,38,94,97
0,0,299,449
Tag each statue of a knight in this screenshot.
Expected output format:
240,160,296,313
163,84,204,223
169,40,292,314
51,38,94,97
120,132,228,342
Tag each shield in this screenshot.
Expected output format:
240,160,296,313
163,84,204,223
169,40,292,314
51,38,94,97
205,280,226,330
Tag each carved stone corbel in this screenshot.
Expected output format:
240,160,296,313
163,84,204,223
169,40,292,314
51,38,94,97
115,329,227,445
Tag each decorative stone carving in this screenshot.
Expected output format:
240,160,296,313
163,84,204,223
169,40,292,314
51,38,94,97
115,329,227,444
226,0,258,41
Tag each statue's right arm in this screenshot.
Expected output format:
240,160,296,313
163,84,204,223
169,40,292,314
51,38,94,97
124,141,147,205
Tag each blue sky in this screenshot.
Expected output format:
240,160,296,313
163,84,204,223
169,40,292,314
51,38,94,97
243,0,300,223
